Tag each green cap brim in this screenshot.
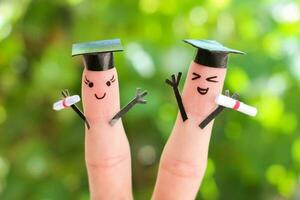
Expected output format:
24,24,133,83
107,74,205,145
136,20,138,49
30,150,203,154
183,39,245,54
72,38,123,56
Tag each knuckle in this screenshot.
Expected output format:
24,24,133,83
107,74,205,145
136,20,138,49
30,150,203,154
160,158,206,179
86,154,129,170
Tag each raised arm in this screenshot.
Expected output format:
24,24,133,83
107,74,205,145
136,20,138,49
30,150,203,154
109,88,148,126
153,61,227,199
165,72,188,122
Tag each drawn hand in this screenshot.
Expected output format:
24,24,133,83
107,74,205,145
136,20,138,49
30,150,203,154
165,72,182,88
224,89,239,99
109,88,148,126
134,88,148,104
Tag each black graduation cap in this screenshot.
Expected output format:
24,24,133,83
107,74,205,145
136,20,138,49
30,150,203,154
183,39,245,68
72,39,123,71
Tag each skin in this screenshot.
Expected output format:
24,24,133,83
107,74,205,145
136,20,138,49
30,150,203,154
82,68,133,200
152,61,227,199
81,61,227,199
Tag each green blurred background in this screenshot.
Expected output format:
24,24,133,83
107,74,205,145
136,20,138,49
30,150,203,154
0,0,300,199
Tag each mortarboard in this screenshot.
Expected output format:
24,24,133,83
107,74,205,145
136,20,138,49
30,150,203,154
72,39,123,71
183,39,245,68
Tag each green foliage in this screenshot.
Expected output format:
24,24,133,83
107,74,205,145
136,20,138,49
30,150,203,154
0,0,300,199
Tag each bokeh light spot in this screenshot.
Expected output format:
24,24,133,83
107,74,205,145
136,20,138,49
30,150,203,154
266,164,286,185
172,16,187,37
26,155,47,178
205,158,215,177
227,67,249,92
292,138,300,167
257,95,284,129
280,113,297,134
189,6,208,26
67,0,84,6
266,164,296,198
290,55,300,79
200,159,218,199
139,0,159,14
138,145,156,166
277,172,296,198
159,0,178,15
209,0,231,9
125,43,155,78
265,73,287,96
262,33,282,58
0,156,9,193
0,156,9,179
217,12,235,39
271,2,300,23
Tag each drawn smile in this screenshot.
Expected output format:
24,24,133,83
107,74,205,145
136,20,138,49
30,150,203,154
197,87,209,95
95,93,106,100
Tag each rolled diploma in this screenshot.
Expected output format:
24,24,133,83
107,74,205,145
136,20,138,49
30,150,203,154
53,95,80,111
215,94,257,116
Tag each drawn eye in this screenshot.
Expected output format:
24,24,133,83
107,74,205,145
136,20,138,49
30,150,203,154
192,72,201,80
106,75,115,86
110,75,115,82
206,76,218,83
84,76,94,87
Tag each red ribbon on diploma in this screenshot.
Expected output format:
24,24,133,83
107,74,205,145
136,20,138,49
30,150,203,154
233,100,240,110
62,98,68,108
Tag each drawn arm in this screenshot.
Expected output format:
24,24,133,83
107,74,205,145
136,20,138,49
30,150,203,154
165,72,188,122
109,88,148,126
199,90,238,129
61,89,90,129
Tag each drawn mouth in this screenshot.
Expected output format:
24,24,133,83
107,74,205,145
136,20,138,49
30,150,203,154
95,93,106,100
197,87,209,95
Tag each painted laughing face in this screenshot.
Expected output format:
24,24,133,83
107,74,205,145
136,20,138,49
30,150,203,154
191,72,219,95
182,61,227,118
82,68,120,121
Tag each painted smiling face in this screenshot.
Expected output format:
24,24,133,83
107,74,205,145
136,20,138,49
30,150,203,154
82,68,120,121
182,61,227,118
84,74,116,100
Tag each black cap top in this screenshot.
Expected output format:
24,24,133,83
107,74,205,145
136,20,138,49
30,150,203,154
183,39,245,68
72,39,123,71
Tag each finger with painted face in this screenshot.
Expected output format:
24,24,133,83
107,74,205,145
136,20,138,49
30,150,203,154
153,40,244,199
72,39,145,199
